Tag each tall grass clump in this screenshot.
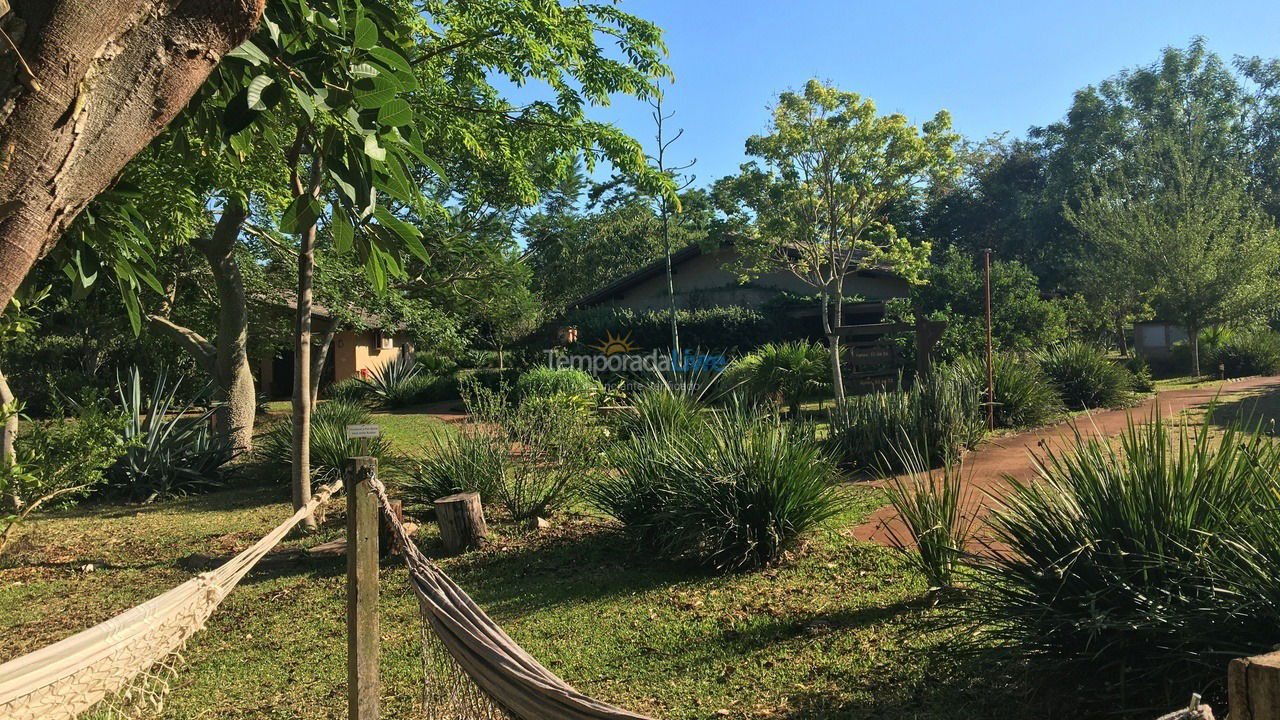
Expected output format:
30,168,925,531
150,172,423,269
593,407,846,571
883,452,975,592
256,399,399,482
610,383,706,439
724,341,829,416
417,381,603,520
826,373,983,473
399,428,504,504
1036,341,1135,409
966,414,1280,702
945,354,1063,429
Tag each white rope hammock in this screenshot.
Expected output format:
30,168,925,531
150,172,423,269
0,480,343,720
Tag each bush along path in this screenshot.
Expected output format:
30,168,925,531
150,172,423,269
853,375,1280,551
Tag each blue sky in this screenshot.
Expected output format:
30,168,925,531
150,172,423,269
576,0,1280,186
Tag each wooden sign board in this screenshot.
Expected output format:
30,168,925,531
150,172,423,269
846,343,898,365
345,424,381,439
847,373,896,394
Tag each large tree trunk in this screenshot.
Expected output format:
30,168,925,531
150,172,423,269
148,198,256,452
0,0,266,311
290,141,322,532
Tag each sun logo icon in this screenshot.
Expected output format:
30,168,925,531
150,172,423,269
588,330,641,355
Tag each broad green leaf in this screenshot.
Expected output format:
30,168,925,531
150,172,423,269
280,193,325,235
246,75,274,111
293,86,316,120
351,63,380,79
222,88,260,137
363,134,386,162
331,205,354,253
354,18,378,50
227,40,270,66
376,99,412,126
353,75,399,109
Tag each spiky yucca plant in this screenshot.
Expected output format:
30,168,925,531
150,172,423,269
966,414,1280,701
945,354,1063,429
1036,341,1135,409
883,452,975,592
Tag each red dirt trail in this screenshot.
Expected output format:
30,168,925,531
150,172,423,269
850,375,1280,551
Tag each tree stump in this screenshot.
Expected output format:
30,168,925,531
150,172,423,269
435,492,487,553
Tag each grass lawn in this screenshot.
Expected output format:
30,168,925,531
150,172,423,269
260,402,459,457
0,480,1033,720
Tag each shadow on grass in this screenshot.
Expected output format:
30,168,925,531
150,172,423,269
1208,382,1280,431
431,523,715,616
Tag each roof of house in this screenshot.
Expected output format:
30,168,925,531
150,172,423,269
566,240,903,311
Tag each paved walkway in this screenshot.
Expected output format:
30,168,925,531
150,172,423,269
850,375,1280,550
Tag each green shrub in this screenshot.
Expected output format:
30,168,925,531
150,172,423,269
826,374,984,473
1123,355,1156,393
944,354,1063,429
105,367,236,502
595,408,845,571
326,377,370,404
400,428,503,505
724,341,829,416
255,400,400,483
1036,342,1135,409
883,456,974,591
563,305,807,354
1,402,128,551
445,381,604,520
1215,329,1280,377
512,367,602,402
966,416,1280,699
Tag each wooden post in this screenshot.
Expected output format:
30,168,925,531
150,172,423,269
435,492,487,553
345,457,379,720
1230,650,1280,720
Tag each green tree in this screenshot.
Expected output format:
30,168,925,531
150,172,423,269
718,79,959,402
909,246,1068,360
1066,126,1280,375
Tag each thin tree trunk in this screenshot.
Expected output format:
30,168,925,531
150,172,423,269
310,321,338,405
0,366,20,512
821,291,845,404
0,0,266,311
290,136,322,532
1188,320,1201,377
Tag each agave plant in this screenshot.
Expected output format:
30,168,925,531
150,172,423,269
107,367,237,502
358,353,422,402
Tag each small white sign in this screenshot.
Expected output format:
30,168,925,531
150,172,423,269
345,424,381,439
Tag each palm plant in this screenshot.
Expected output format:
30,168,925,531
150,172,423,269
726,341,829,417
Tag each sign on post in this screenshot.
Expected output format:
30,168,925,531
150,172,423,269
345,424,381,439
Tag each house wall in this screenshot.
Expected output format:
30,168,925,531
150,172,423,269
332,329,406,382
595,246,909,313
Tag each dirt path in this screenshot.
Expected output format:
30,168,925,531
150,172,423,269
851,375,1280,550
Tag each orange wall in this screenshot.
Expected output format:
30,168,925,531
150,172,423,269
332,330,406,383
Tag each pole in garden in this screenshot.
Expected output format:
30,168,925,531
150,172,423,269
982,248,995,432
344,454,380,720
